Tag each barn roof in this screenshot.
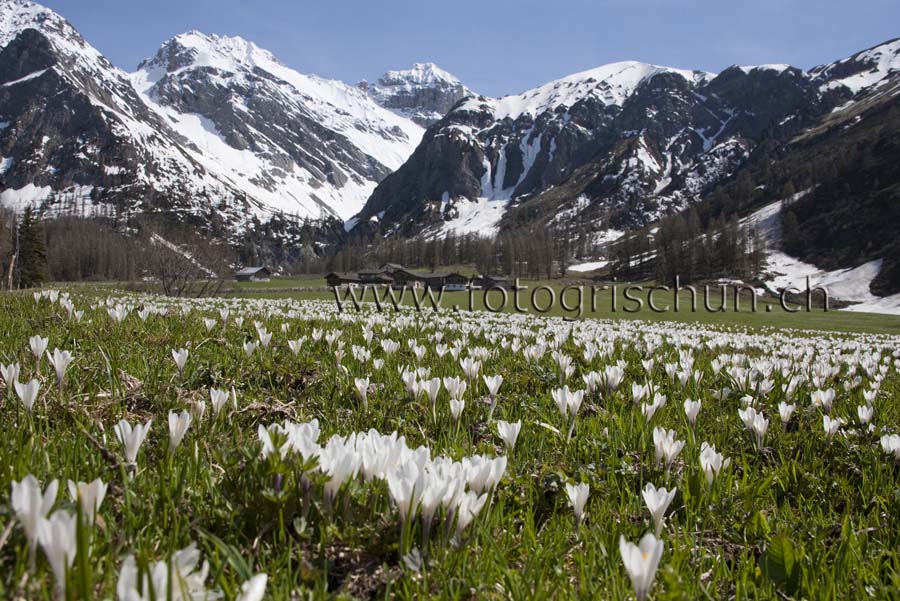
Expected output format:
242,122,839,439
234,266,270,276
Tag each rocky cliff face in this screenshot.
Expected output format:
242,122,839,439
352,43,900,241
360,62,472,127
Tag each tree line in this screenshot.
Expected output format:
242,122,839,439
609,208,766,285
0,209,234,295
322,224,577,278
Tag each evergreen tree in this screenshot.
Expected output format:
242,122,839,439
17,207,48,288
782,210,801,256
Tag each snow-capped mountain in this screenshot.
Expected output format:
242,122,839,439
0,0,428,243
0,0,250,225
132,31,424,221
2,0,899,287
359,62,472,126
352,41,900,240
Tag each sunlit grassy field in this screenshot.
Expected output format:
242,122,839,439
226,280,900,335
2,288,900,599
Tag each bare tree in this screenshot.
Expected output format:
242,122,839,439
141,219,233,297
0,207,16,290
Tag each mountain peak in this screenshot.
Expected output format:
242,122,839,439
0,0,103,65
0,0,58,45
380,62,464,86
138,30,280,74
362,62,472,126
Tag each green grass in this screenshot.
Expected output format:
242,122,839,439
228,281,900,335
224,275,328,291
1,288,900,599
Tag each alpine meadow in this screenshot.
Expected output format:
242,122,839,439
2,0,900,599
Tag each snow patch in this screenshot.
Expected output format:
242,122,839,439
440,197,509,237
0,183,53,211
569,261,609,273
744,195,900,315
1,68,48,87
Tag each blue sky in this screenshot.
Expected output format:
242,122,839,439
43,0,900,97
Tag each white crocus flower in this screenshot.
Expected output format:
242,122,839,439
354,377,370,411
483,374,503,421
642,483,677,535
699,442,730,485
496,420,522,451
552,385,585,440
1,362,21,389
565,482,589,527
881,434,900,459
823,415,843,438
29,335,49,364
683,399,701,428
619,533,664,601
15,379,41,412
449,399,465,421
778,401,796,426
47,348,73,392
172,348,189,379
443,376,467,400
168,410,192,451
652,427,685,470
632,382,649,405
38,509,77,596
114,418,153,465
116,544,213,601
237,574,268,601
454,490,488,536
811,388,835,413
857,405,874,425
459,357,481,380
604,364,625,392
67,478,108,526
11,475,58,565
210,388,230,415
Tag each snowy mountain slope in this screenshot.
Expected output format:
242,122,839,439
353,38,900,241
0,0,428,241
743,197,900,315
456,61,710,120
0,0,280,232
352,57,824,239
131,31,424,221
811,37,900,94
360,62,472,126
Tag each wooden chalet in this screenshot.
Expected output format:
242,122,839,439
233,266,272,282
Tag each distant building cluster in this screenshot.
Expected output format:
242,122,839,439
325,263,510,291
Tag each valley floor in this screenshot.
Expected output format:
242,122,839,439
1,289,900,598
222,277,900,335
